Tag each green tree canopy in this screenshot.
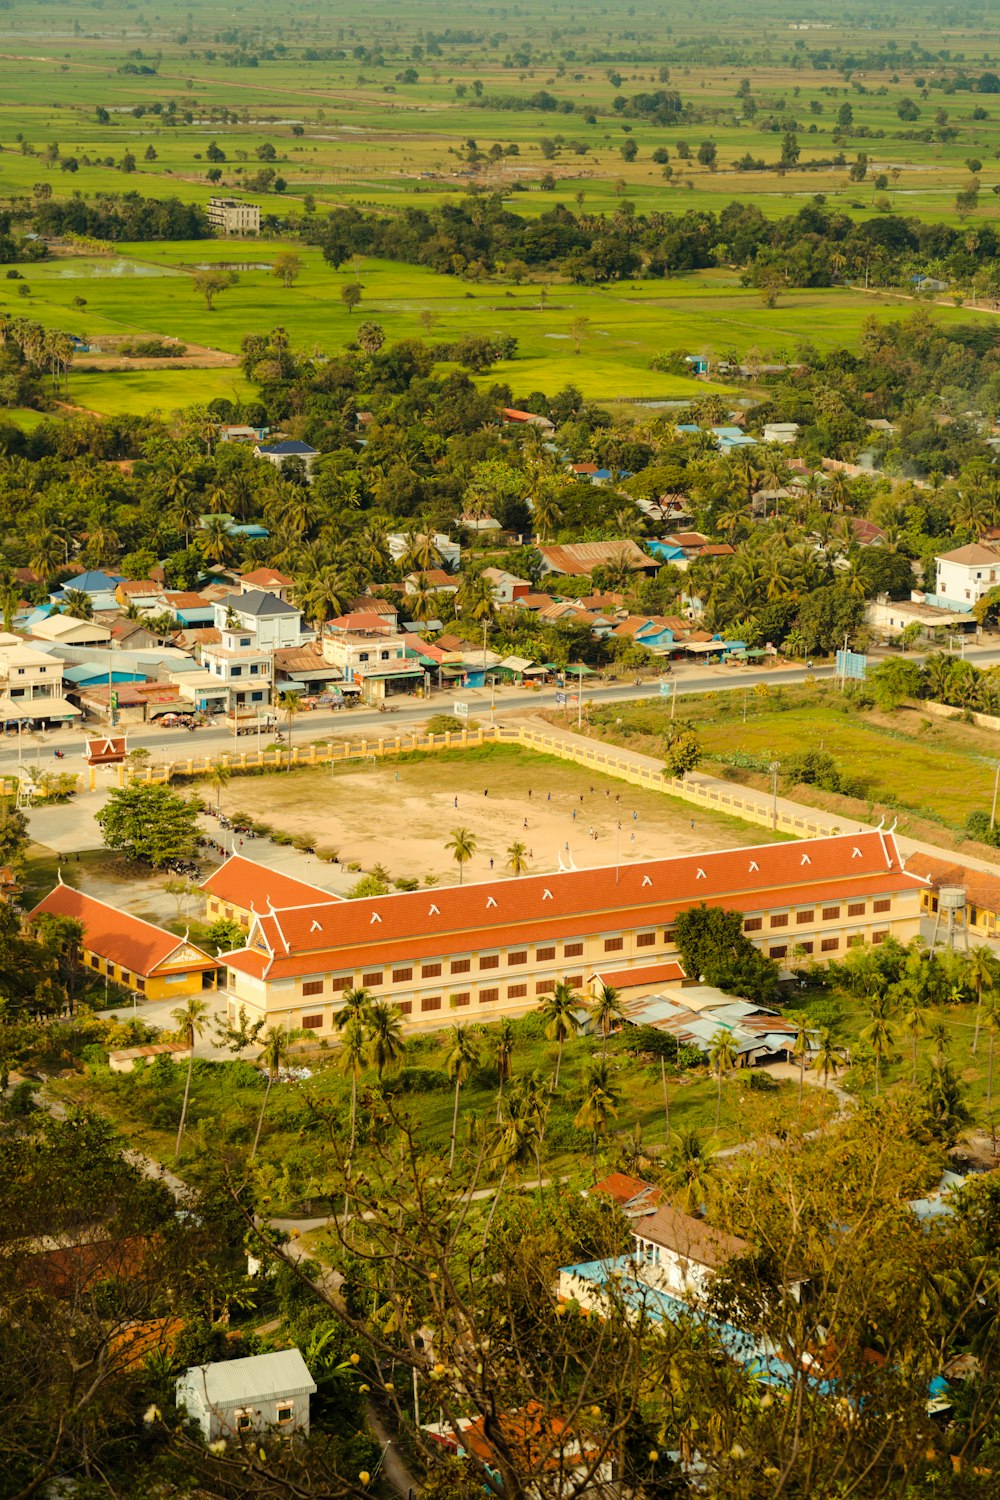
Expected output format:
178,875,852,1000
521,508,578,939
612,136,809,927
95,783,201,868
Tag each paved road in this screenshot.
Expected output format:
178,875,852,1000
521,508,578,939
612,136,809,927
7,643,999,776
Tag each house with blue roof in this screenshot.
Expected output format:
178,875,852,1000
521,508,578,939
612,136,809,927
50,570,125,613
713,426,758,451
254,439,318,479
646,540,687,564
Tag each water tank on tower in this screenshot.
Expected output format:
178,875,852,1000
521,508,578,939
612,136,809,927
931,885,969,951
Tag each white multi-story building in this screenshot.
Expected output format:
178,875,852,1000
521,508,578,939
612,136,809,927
0,637,80,726
933,543,1000,612
213,590,305,652
201,626,273,718
206,197,260,235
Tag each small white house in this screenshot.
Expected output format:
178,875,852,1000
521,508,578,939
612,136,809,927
176,1348,317,1442
762,422,799,446
254,440,318,478
386,532,462,571
630,1204,749,1301
933,543,1000,612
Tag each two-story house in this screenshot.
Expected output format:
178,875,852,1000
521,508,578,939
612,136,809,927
0,638,80,726
932,543,1000,612
321,620,424,700
212,590,305,652
201,624,274,719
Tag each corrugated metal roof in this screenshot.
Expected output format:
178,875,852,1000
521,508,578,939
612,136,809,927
188,1349,316,1407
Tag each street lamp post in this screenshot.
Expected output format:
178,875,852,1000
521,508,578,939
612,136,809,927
769,761,780,830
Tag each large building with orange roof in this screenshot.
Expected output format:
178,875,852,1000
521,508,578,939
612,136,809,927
200,853,334,932
219,830,925,1035
30,882,221,1001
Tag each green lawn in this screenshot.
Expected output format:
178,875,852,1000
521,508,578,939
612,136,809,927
5,246,996,414
586,685,1000,845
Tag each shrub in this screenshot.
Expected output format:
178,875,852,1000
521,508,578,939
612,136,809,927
748,1070,778,1091
382,1066,450,1095
426,713,480,734
614,1024,678,1059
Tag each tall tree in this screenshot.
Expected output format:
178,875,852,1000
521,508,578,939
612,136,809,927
539,981,580,1092
444,1024,480,1173
252,1024,305,1159
366,1001,407,1082
172,996,210,1162
591,983,625,1058
575,1058,620,1171
445,826,477,885
708,1027,739,1128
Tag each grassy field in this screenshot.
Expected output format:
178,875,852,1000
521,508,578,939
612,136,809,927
585,684,1000,848
5,245,996,413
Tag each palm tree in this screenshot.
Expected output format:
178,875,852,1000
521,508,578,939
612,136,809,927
276,690,303,769
199,513,233,565
172,996,210,1163
900,996,928,1083
985,992,1000,1114
483,1079,545,1247
708,1028,739,1128
444,1024,480,1173
969,945,997,1057
298,567,348,637
575,1058,620,1172
252,1024,305,1159
60,588,93,621
531,485,563,542
505,840,529,877
339,1014,367,1163
206,763,231,809
592,983,626,1058
662,1127,717,1215
787,1011,812,1113
539,981,580,1092
335,986,374,1031
860,1004,896,1097
0,567,19,633
814,1028,845,1091
494,1016,515,1122
445,826,477,885
365,1000,407,1082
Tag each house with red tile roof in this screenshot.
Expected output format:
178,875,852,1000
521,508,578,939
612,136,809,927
239,567,295,602
201,853,333,932
586,1172,663,1217
218,831,923,1035
30,883,221,1001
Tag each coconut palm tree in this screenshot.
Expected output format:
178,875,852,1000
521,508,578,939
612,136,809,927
252,1024,305,1159
339,1014,367,1163
539,981,580,1092
861,1003,896,1097
575,1058,621,1172
445,826,477,885
482,1078,545,1246
531,485,563,542
298,567,348,637
444,1024,480,1173
505,840,529,877
968,945,998,1057
984,992,1000,1114
708,1028,739,1128
206,763,231,809
60,588,93,621
335,987,374,1034
276,690,303,769
814,1028,845,1091
493,1016,515,1122
662,1127,717,1215
172,995,210,1163
591,983,626,1058
27,530,63,585
199,513,233,565
900,996,929,1083
0,568,19,633
365,1000,407,1082
787,1011,812,1113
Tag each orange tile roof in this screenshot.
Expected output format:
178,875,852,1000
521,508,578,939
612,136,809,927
29,884,216,978
201,854,333,913
84,735,128,764
590,1172,660,1209
592,960,686,990
241,567,293,587
243,832,920,978
901,852,999,915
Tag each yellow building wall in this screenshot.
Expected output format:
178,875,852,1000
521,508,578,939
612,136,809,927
224,887,923,1036
84,948,215,1001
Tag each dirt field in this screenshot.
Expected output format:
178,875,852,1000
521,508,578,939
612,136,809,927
217,746,783,886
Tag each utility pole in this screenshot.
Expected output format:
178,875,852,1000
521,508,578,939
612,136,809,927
769,760,780,830
991,762,1000,832
671,678,678,720
577,663,584,731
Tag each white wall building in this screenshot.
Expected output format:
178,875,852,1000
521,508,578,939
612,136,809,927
202,626,273,717
207,197,261,235
176,1349,316,1442
933,543,1000,612
213,590,305,652
0,637,80,725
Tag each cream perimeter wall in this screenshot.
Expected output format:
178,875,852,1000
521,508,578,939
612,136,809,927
225,886,922,1035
